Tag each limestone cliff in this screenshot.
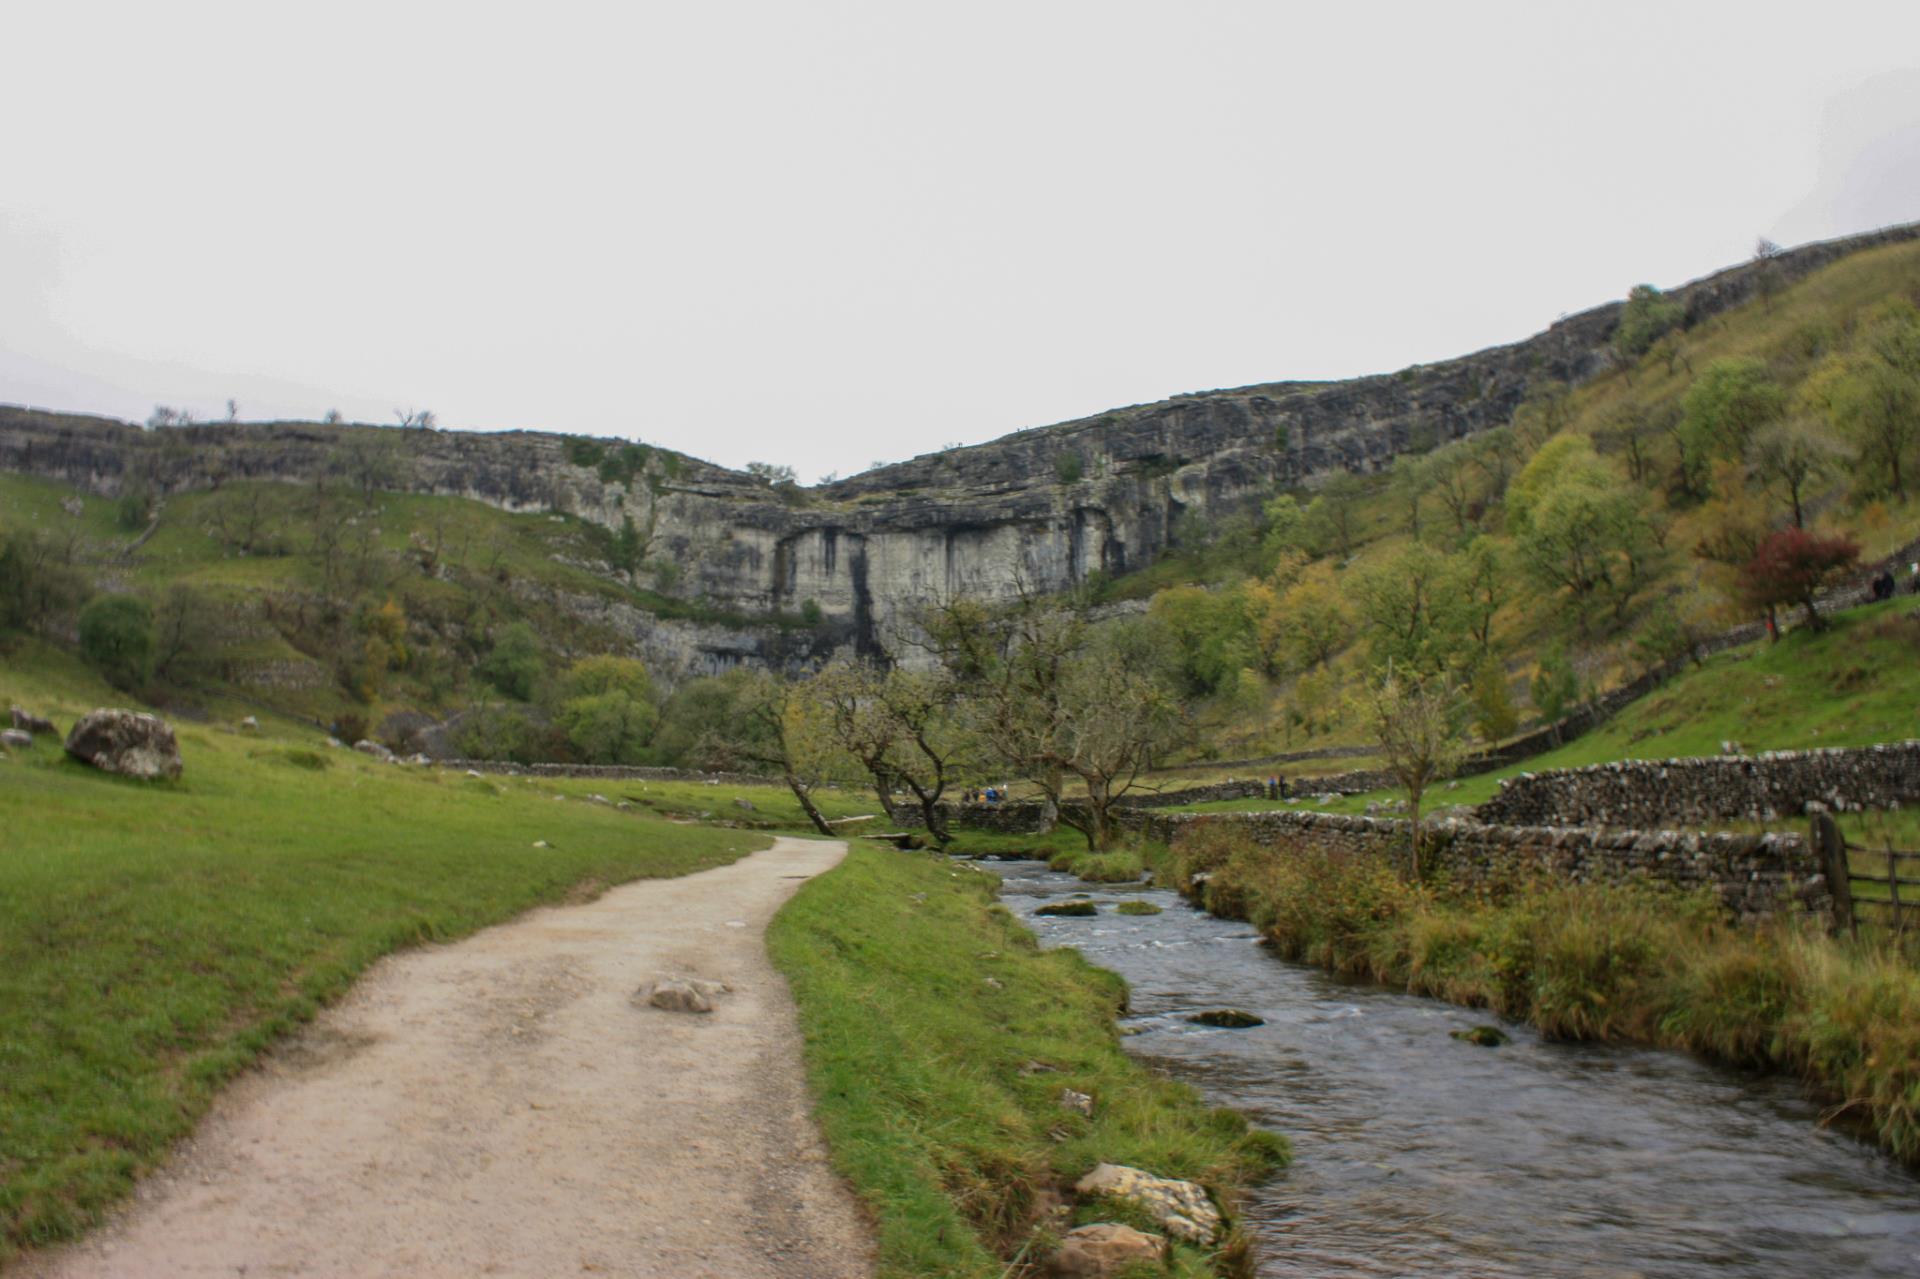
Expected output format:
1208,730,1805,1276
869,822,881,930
4,221,1914,666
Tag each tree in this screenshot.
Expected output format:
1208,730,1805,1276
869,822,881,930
151,584,220,686
1446,537,1506,654
0,530,88,635
1747,419,1840,528
78,595,155,692
1351,543,1465,674
1423,441,1481,536
1612,284,1684,364
1507,437,1662,630
477,622,544,700
1753,237,1784,310
1304,472,1365,560
1148,584,1260,696
1820,304,1920,499
1530,646,1580,741
1260,494,1311,567
1467,655,1518,744
1354,666,1467,877
1046,620,1188,851
697,670,843,836
204,485,282,555
1739,528,1859,632
1256,562,1352,672
815,661,969,843
745,461,798,485
554,655,658,763
1680,358,1784,466
1388,454,1430,542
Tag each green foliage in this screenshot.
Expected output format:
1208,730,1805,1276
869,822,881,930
0,530,88,635
1149,585,1260,697
768,848,1285,1277
1613,284,1684,360
77,594,154,691
1816,302,1920,498
115,480,152,531
799,598,824,626
1467,655,1518,743
476,621,544,701
1054,452,1085,485
1530,646,1579,724
565,437,607,468
553,655,658,764
1681,357,1784,466
451,703,544,762
1507,436,1662,629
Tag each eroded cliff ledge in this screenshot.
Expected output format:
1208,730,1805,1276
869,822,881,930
5,222,1914,664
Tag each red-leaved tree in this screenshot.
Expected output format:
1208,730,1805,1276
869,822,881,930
1739,528,1860,633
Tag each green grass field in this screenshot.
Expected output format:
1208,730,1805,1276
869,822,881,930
767,846,1286,1278
0,657,767,1259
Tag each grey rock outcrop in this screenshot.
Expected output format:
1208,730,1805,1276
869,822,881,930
353,739,395,762
1073,1163,1223,1245
1048,1223,1166,1276
11,706,56,735
5,223,1913,672
63,709,184,780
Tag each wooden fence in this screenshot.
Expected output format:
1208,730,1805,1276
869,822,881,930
1811,812,1920,937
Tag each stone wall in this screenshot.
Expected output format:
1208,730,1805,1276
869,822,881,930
891,779,1270,831
437,760,782,787
1473,741,1920,829
1130,810,1831,924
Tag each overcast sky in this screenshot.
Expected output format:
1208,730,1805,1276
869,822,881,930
4,2,1919,483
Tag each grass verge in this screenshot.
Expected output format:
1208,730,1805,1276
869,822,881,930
0,661,766,1260
1163,823,1920,1166
767,846,1287,1277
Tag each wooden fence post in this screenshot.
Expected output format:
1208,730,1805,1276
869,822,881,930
1811,813,1854,938
1890,844,1904,938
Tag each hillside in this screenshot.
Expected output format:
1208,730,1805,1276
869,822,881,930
4,222,1919,768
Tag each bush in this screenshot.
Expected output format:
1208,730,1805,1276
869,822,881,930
1054,452,1085,485
77,594,154,691
476,622,544,701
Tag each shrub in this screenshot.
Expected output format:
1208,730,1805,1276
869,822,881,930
477,622,545,701
1054,452,1085,484
77,594,154,691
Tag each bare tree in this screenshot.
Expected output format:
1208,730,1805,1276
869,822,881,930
697,670,843,837
1355,666,1468,878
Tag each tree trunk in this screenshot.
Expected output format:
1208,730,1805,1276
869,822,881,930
1087,780,1113,852
785,769,836,837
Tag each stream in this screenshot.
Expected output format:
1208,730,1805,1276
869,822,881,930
986,858,1920,1277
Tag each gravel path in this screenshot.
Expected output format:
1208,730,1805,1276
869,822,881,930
10,837,874,1279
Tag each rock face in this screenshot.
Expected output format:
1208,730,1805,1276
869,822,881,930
63,709,184,780
1049,1223,1166,1277
1073,1163,1223,1245
5,224,1912,671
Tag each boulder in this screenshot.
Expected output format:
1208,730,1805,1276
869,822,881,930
353,739,395,762
1,728,32,750
239,715,259,731
10,707,56,736
63,709,184,780
1450,1024,1510,1047
1188,1009,1264,1028
1059,1088,1095,1116
1048,1223,1165,1277
1073,1163,1222,1245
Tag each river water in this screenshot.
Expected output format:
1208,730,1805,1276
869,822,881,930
986,859,1920,1278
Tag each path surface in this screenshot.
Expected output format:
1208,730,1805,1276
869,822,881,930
11,838,873,1279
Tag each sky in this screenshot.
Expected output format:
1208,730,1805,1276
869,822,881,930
4,2,1919,484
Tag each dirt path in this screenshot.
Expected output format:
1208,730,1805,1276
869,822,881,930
11,838,873,1279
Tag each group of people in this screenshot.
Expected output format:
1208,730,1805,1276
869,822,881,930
962,785,1012,805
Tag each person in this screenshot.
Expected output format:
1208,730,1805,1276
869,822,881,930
1765,613,1777,642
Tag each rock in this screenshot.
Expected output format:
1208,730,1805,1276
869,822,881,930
1188,1009,1264,1029
353,739,394,762
1059,1088,1094,1116
1035,900,1098,917
1048,1223,1166,1277
10,706,56,735
1450,1025,1510,1047
1073,1163,1222,1245
1,728,32,750
239,715,259,731
63,709,184,780
532,840,550,849
983,976,1004,990
466,769,483,778
326,736,344,748
408,753,433,766
733,797,755,811
637,978,730,1014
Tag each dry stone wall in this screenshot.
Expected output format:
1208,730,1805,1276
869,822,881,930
1132,810,1832,924
1474,741,1920,829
